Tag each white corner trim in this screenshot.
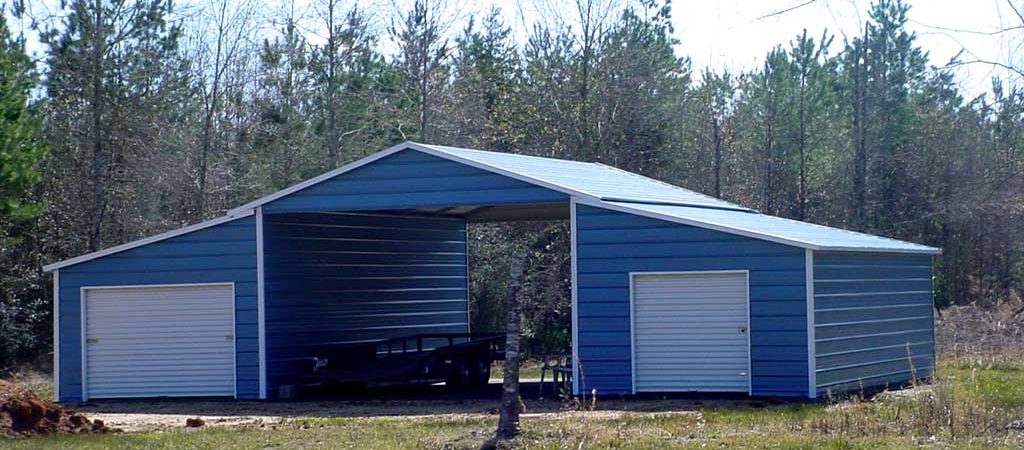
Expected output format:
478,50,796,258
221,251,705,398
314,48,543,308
806,249,817,399
232,283,239,399
79,286,86,402
43,210,256,272
256,207,267,400
570,198,580,396
52,270,60,402
628,271,636,395
746,270,753,396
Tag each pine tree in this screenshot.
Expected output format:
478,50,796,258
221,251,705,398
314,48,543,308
255,14,314,190
447,8,521,150
391,0,450,142
0,15,44,219
42,0,190,252
0,14,49,372
595,0,690,174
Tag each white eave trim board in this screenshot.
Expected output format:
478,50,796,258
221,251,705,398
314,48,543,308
42,209,255,272
815,245,942,255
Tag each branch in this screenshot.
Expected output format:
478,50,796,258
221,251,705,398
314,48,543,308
756,0,817,21
1007,0,1024,27
911,19,1024,36
944,58,1024,79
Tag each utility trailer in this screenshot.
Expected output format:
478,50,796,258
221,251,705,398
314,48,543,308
299,333,506,393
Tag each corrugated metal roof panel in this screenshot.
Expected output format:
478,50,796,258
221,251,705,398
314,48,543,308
594,200,940,254
422,144,752,211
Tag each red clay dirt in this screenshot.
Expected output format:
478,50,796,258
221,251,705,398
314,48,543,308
0,380,117,437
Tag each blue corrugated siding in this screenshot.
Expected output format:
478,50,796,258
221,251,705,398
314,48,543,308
263,212,469,393
263,149,567,213
56,217,259,402
575,204,809,397
813,251,935,396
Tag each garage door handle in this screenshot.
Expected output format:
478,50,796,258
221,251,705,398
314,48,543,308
86,338,99,344
225,335,234,341
738,327,747,334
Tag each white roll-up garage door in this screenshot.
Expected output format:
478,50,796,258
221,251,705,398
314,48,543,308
83,284,236,400
631,272,750,393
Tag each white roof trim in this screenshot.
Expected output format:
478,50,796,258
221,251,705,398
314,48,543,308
813,245,941,255
578,198,941,255
43,209,255,272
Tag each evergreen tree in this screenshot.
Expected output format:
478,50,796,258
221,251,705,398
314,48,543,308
391,0,450,142
447,8,522,150
0,14,49,372
0,15,43,219
255,15,314,190
42,0,190,253
309,3,394,168
595,0,690,174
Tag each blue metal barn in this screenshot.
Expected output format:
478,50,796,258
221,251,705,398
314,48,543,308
44,142,939,402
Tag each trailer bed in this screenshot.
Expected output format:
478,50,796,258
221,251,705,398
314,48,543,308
302,333,505,390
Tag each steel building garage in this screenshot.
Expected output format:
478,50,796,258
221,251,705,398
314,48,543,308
45,142,940,402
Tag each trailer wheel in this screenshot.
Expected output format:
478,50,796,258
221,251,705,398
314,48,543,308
445,360,471,389
468,359,491,388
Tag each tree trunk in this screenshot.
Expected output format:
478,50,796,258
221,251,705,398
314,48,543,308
712,114,722,198
496,254,525,440
325,0,339,166
87,0,106,252
797,71,807,221
853,26,869,229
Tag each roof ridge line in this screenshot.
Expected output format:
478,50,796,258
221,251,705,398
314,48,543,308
599,197,755,212
425,144,596,165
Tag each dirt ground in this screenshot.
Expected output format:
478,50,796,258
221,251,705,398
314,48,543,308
72,381,768,432
0,380,115,437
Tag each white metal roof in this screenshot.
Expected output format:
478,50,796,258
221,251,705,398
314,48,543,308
227,142,753,215
585,200,940,254
422,144,754,212
45,141,938,271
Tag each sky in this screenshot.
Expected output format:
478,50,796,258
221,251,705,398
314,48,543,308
486,0,1023,96
654,0,1023,95
8,0,1023,97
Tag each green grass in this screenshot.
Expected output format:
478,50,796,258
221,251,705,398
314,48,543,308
491,359,544,380
4,358,1023,449
944,356,1024,409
